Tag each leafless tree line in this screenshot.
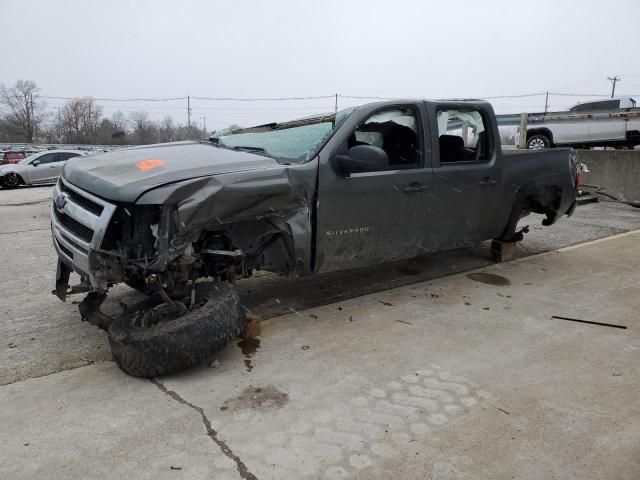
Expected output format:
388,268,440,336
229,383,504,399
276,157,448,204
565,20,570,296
0,79,206,145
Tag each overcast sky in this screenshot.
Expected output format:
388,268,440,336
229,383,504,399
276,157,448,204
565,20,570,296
2,0,640,130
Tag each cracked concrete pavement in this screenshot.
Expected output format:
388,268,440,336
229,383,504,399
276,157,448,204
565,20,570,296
1,186,639,479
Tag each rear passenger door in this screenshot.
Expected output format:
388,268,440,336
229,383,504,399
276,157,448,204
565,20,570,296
426,104,504,249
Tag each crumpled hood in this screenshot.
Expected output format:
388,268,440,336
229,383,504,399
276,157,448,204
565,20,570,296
63,141,280,203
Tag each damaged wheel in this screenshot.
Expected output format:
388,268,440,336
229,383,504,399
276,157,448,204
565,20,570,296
107,282,245,377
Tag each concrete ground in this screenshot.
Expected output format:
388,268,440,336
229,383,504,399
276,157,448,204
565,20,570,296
2,185,640,386
1,186,639,479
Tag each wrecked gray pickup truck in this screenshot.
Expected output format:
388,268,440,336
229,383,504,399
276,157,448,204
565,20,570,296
51,99,579,377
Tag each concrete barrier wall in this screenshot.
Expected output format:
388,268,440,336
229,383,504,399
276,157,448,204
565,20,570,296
578,150,640,201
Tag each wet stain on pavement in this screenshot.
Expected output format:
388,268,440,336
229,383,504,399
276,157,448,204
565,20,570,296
220,385,289,413
237,337,260,372
467,272,511,286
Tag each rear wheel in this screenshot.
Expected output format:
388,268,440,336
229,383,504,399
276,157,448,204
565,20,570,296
527,134,551,150
107,282,245,377
1,173,23,189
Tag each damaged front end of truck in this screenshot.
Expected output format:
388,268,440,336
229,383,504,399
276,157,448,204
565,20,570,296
52,162,314,325
50,109,349,323
50,109,353,376
50,152,317,376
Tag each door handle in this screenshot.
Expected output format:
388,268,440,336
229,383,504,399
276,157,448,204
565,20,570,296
402,182,429,193
478,177,498,188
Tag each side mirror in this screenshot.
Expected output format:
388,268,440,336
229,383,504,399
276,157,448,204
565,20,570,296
334,145,388,176
32,160,41,166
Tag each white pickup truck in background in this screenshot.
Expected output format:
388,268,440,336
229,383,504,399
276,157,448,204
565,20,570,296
508,97,640,149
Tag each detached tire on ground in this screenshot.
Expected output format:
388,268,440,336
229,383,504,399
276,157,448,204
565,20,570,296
107,282,245,377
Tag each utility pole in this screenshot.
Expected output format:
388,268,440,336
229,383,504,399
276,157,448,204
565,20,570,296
544,91,549,114
58,107,62,143
201,115,207,133
334,93,338,114
187,95,191,128
607,76,620,98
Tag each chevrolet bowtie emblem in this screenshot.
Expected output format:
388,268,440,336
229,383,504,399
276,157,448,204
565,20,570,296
55,193,68,210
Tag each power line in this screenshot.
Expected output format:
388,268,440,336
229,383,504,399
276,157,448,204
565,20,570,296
187,95,191,128
481,92,547,99
192,95,335,101
338,94,394,100
41,95,187,102
39,90,639,105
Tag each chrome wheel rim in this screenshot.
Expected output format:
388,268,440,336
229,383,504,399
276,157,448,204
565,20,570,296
528,138,546,150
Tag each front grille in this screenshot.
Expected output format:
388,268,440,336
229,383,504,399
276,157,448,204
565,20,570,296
53,207,94,243
61,233,88,254
60,182,104,216
55,238,73,259
51,179,118,286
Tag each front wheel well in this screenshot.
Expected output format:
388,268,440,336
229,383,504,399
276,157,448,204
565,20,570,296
197,220,296,279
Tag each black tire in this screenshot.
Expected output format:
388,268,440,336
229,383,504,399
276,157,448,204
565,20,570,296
527,134,551,150
107,282,245,377
1,173,23,189
124,277,150,294
124,276,188,298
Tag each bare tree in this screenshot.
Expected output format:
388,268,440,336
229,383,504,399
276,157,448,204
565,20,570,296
0,118,16,142
159,115,176,143
129,110,159,145
111,111,127,132
60,98,103,144
110,111,128,144
97,118,116,144
176,124,205,141
0,79,46,142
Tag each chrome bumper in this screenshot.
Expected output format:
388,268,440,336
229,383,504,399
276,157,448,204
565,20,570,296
51,177,117,289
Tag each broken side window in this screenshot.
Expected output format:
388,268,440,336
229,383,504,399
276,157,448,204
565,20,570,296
437,109,490,164
349,108,421,168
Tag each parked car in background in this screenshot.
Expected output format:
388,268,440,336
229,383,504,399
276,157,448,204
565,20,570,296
2,151,27,165
523,97,640,149
0,150,85,188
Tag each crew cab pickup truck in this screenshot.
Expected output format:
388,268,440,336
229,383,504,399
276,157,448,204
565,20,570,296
51,99,580,377
522,97,640,149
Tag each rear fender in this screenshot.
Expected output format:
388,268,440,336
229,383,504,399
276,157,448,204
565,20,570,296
499,184,562,240
527,127,554,144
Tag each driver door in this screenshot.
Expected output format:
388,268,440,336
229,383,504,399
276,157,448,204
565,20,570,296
25,152,60,184
315,104,434,273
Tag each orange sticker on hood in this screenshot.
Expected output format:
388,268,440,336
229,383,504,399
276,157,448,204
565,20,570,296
136,159,165,171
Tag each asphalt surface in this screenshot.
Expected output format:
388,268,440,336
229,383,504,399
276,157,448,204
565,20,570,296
1,185,640,386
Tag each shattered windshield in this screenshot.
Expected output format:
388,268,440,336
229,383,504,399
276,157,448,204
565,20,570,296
214,107,355,164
